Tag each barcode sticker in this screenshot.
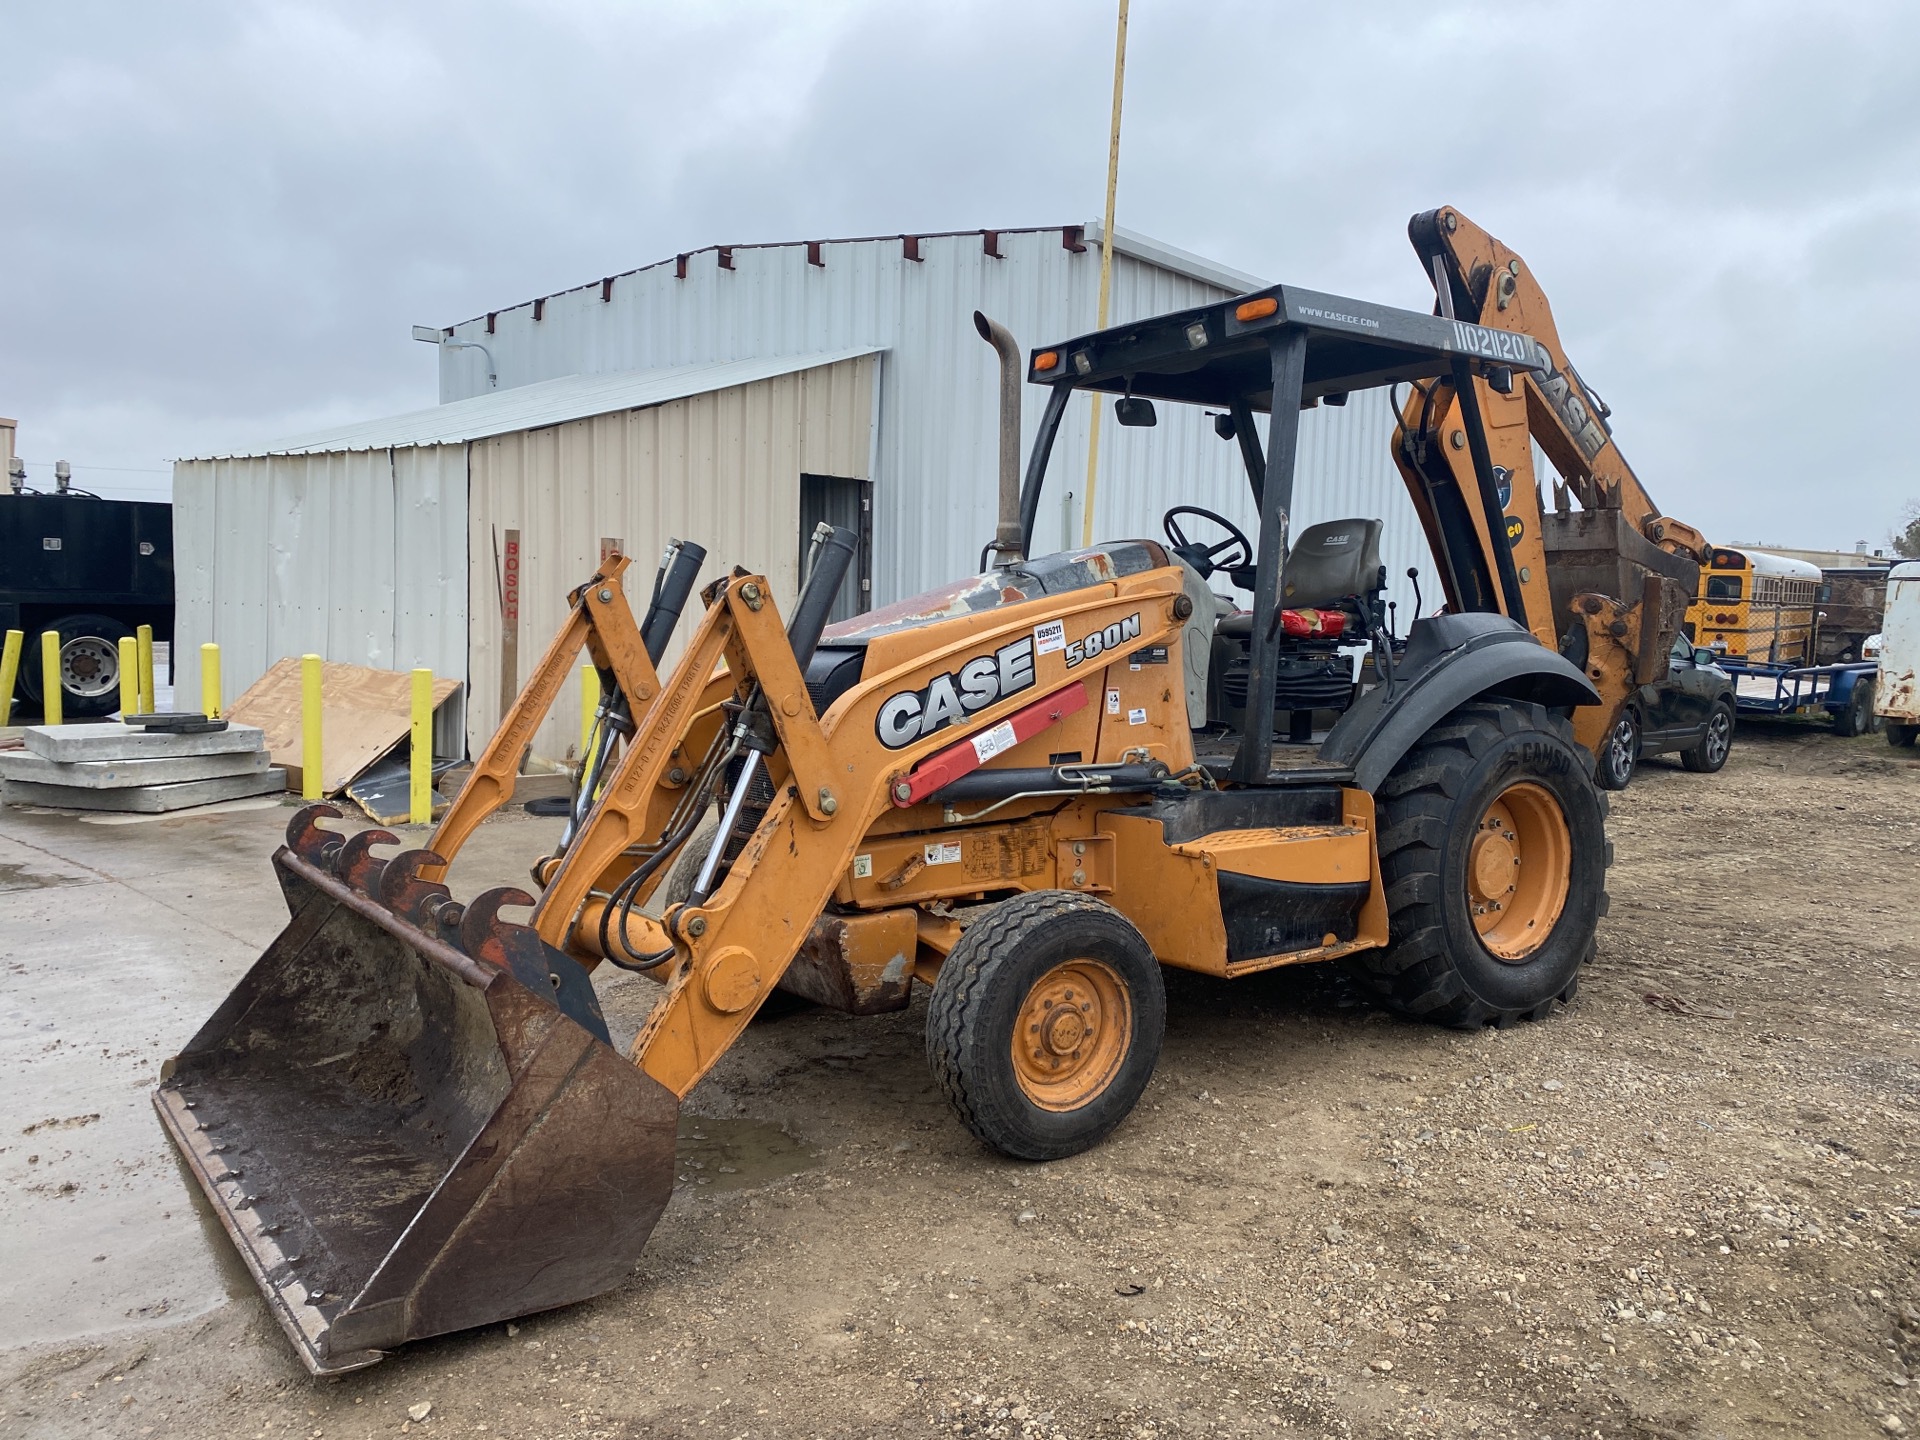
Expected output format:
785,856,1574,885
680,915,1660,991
1033,619,1066,655
1128,707,1148,725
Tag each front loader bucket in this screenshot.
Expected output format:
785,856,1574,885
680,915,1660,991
154,805,679,1375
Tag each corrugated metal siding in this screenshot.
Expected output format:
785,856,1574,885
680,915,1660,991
439,229,1430,619
171,444,469,714
248,349,880,457
465,356,874,760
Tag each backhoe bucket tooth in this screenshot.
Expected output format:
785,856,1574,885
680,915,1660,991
153,844,678,1375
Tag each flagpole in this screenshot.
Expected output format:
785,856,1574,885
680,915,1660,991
1080,0,1129,549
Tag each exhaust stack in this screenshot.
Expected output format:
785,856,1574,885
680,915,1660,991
973,310,1024,566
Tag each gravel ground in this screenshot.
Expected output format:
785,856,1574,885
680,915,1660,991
3,722,1917,1439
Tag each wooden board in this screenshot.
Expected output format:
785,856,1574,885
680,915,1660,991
227,658,462,796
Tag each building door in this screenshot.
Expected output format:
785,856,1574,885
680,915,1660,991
799,474,872,623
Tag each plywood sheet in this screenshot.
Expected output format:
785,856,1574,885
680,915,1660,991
227,658,462,796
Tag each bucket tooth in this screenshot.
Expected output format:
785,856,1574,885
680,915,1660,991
375,849,453,925
461,887,611,1045
337,828,400,894
286,803,347,867
156,848,677,1374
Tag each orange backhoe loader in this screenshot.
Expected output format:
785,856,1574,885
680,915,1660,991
1393,208,1712,767
158,210,1631,1374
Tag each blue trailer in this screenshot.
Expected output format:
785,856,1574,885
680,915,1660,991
1721,657,1881,736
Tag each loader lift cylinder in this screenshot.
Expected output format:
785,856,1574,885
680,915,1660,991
689,525,858,905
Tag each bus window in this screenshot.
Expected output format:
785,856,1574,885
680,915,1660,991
1705,575,1743,601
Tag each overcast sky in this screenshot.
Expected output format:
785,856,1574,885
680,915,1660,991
4,1,1915,550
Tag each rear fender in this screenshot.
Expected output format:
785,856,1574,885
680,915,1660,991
1321,614,1599,792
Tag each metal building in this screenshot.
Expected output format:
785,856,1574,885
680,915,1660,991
433,224,1433,616
175,353,876,760
174,223,1434,766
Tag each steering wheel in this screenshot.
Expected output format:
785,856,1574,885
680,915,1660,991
1163,505,1253,580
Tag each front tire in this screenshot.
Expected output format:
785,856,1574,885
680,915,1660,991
927,892,1164,1160
1352,701,1608,1029
1595,707,1639,791
1682,700,1735,773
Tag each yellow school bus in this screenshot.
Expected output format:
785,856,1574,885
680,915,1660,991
1686,547,1822,665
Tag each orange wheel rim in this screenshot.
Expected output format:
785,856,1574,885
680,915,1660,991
1010,959,1131,1111
1468,781,1571,962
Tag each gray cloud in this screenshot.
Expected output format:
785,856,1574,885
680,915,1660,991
3,0,1914,551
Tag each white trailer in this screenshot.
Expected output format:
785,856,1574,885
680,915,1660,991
1874,560,1920,747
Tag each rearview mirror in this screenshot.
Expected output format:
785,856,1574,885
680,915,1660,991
1693,647,1717,667
1115,395,1157,427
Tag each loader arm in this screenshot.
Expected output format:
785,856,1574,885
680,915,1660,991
1392,205,1708,758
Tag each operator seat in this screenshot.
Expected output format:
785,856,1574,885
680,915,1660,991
1212,518,1386,741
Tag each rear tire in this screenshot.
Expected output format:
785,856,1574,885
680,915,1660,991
1834,679,1874,737
1888,722,1918,749
1352,701,1608,1029
926,891,1164,1160
1682,700,1735,773
16,613,133,720
1594,708,1639,791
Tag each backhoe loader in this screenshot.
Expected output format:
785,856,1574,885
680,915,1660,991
158,210,1620,1374
1392,208,1712,767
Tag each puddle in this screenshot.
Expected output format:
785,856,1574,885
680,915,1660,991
674,1116,817,1192
0,861,88,892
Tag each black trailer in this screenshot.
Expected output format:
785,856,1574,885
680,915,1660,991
2,494,174,718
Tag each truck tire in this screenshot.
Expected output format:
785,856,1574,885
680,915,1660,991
1594,708,1639,791
1888,722,1918,749
1833,678,1874,737
926,891,1164,1161
15,613,134,720
1351,701,1608,1029
1681,699,1735,773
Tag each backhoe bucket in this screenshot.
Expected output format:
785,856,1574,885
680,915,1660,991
154,805,679,1375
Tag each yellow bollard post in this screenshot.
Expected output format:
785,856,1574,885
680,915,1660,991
118,637,140,718
409,667,433,825
40,631,63,726
200,642,222,720
136,624,155,715
0,629,23,729
301,654,323,801
580,661,600,765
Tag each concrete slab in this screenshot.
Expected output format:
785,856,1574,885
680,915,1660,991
4,768,288,813
0,748,271,789
22,721,264,764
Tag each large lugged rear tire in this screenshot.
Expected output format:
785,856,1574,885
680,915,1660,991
1352,701,1608,1029
927,892,1164,1161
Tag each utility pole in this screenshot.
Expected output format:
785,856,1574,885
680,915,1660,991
1080,0,1129,549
